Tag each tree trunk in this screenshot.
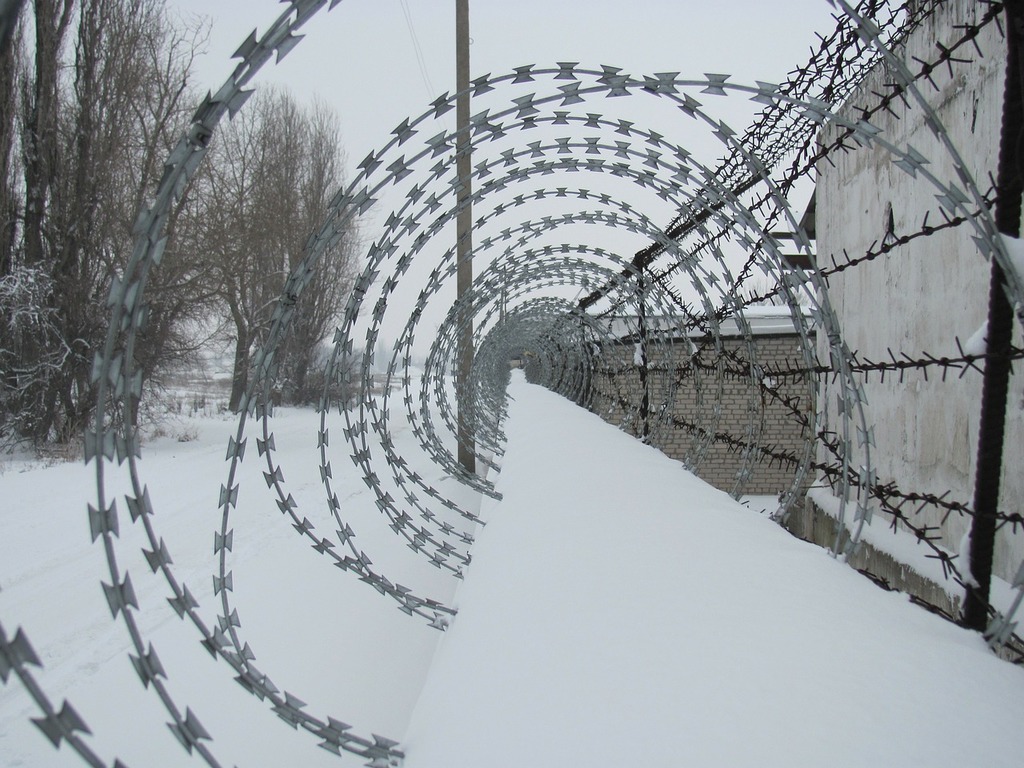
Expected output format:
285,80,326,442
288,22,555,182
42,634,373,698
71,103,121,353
23,0,73,267
229,328,249,413
0,14,19,276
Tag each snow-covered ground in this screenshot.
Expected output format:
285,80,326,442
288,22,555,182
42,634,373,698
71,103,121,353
0,393,461,767
3,373,1024,766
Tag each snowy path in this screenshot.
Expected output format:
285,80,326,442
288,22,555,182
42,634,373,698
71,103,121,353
401,375,1024,767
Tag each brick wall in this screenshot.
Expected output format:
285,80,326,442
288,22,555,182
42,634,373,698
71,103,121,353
588,332,814,496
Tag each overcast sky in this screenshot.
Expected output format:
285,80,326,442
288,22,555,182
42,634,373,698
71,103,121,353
170,0,840,179
164,0,841,349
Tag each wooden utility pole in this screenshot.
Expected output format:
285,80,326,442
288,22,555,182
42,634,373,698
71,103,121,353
455,0,475,475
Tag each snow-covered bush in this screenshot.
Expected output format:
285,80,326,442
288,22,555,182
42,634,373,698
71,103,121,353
0,265,66,445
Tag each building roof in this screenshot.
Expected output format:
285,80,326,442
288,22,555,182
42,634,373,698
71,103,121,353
601,305,811,340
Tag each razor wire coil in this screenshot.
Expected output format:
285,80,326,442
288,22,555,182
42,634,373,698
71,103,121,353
3,1,1024,766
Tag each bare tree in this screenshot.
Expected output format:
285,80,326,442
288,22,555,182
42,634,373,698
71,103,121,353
201,88,357,411
278,101,359,405
1,0,207,444
1,3,353,444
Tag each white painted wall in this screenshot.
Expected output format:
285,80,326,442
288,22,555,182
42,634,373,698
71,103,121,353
816,0,1024,581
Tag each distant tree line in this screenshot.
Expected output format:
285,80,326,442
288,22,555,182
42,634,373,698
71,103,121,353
0,0,357,447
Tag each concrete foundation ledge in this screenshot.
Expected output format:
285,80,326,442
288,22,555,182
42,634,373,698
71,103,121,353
786,492,1023,662
784,491,962,618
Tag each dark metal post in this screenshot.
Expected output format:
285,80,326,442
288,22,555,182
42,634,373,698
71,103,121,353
455,0,475,475
962,0,1024,631
637,269,650,441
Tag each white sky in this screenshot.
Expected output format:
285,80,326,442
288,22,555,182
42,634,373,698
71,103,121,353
170,0,841,180
164,0,840,351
